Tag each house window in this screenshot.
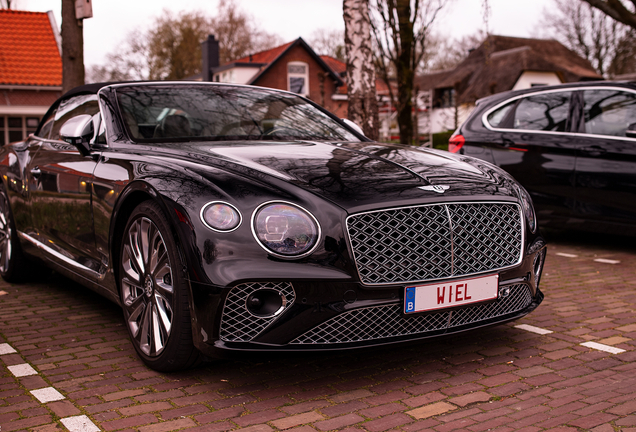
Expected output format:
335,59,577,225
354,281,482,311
0,115,41,145
434,88,456,108
288,62,309,96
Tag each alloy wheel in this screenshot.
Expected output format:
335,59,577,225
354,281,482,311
121,216,174,357
0,195,12,274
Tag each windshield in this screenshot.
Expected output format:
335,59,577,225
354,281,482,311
115,84,360,143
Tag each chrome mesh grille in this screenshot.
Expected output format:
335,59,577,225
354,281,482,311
291,284,531,345
347,202,522,285
219,282,295,342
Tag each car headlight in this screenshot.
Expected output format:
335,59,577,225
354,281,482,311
252,202,320,258
200,202,241,232
515,185,537,233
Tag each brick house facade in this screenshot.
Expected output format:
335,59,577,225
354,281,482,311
203,37,349,118
0,9,62,145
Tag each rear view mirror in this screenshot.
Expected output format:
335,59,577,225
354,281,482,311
60,114,94,156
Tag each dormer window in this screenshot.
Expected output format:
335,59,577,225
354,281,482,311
288,62,309,96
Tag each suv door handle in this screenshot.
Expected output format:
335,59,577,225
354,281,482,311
581,146,606,156
30,167,41,177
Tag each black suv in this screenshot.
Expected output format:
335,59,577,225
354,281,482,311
450,81,636,235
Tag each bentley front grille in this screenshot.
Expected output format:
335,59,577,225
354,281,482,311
290,283,532,345
346,202,523,285
219,282,295,342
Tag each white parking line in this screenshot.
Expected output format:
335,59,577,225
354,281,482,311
8,363,38,377
593,258,620,264
581,341,626,354
61,415,101,432
515,324,554,335
30,387,66,403
555,252,578,258
0,343,17,354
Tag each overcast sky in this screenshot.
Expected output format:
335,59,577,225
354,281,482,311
19,0,552,67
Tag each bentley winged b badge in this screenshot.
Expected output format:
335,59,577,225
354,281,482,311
418,185,450,193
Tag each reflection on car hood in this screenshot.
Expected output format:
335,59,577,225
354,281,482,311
165,140,517,210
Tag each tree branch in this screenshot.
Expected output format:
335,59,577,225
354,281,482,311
581,0,636,29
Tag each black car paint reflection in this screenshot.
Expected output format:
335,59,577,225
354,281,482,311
0,82,545,371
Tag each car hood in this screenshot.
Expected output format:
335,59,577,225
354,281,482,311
160,140,518,211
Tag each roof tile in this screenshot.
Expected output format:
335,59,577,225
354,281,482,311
0,9,62,86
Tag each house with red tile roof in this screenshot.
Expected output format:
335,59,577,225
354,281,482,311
204,37,349,118
0,9,62,145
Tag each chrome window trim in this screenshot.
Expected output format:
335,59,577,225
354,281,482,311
200,201,242,233
250,200,322,260
481,85,636,142
345,201,525,287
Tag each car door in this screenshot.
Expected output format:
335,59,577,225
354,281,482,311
25,94,103,278
573,87,636,230
487,90,578,221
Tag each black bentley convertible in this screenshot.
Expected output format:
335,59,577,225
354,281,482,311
0,82,546,371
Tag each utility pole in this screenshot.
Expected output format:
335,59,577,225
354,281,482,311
61,0,92,93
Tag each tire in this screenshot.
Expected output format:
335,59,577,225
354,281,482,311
119,201,201,372
0,187,28,283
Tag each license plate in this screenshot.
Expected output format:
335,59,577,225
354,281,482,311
404,274,499,314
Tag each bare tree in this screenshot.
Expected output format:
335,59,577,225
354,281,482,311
581,0,636,29
420,31,484,72
87,0,281,82
608,29,636,75
211,0,283,64
0,0,18,8
87,30,149,83
146,10,210,80
61,0,85,92
308,28,346,61
371,0,446,145
344,0,380,140
542,0,625,76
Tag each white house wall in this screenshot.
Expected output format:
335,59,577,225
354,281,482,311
512,71,562,90
214,67,261,84
418,105,474,135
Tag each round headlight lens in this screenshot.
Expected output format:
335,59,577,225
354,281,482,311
201,202,241,232
515,185,537,233
253,203,320,257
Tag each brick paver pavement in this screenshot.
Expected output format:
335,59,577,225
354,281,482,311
1,235,635,431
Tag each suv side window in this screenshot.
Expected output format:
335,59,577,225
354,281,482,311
49,94,100,141
583,89,636,137
513,91,571,132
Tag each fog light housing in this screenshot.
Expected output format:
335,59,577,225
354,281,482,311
245,289,287,317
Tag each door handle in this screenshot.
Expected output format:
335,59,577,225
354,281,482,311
30,167,41,177
581,146,606,156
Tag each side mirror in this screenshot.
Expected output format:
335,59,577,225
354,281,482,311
341,118,366,137
60,114,94,156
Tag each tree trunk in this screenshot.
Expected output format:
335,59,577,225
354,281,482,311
396,0,415,145
343,0,379,140
61,0,85,93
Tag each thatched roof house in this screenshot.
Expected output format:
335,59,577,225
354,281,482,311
418,35,602,108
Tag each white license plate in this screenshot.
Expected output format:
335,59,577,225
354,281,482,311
404,274,499,314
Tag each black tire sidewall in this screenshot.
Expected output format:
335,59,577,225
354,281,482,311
0,187,27,283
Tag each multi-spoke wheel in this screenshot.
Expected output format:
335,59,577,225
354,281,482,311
0,187,27,282
119,201,200,371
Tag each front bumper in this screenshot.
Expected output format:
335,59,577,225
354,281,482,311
189,263,544,358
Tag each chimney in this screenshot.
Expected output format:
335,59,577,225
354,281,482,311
201,35,220,82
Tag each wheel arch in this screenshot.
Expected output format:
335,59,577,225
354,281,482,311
109,181,192,296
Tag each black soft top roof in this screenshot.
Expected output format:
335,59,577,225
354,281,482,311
60,82,115,99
